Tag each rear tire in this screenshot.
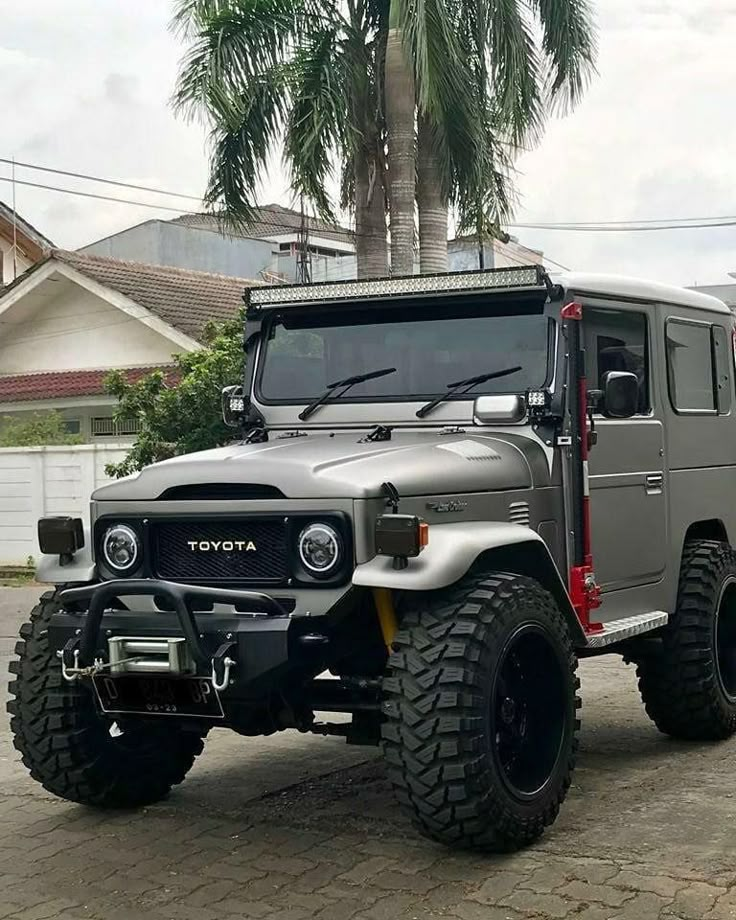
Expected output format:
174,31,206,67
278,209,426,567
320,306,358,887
8,589,206,808
637,540,736,741
381,572,580,851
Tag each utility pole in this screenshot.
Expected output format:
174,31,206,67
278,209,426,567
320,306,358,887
296,196,312,284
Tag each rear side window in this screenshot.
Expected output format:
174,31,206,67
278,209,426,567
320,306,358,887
665,320,728,413
712,324,732,414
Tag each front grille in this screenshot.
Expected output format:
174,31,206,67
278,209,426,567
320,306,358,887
152,519,288,583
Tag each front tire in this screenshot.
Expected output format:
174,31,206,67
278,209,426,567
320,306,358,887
637,540,736,741
8,589,206,808
381,573,580,851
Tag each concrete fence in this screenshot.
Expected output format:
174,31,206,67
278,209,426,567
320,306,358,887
0,444,129,566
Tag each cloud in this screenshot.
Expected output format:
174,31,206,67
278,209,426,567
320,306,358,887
514,0,736,284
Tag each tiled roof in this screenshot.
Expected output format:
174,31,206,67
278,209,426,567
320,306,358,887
49,249,257,341
0,366,178,405
172,203,354,246
0,201,54,250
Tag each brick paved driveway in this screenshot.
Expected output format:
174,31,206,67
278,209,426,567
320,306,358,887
2,585,736,920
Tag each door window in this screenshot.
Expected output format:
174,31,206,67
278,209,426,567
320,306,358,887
584,309,649,414
665,320,720,413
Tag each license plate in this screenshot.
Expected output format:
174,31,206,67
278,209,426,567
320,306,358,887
93,675,224,719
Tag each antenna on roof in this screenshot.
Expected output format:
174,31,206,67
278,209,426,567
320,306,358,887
11,156,18,281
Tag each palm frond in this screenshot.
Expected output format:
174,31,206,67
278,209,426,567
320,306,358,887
484,0,544,147
203,69,289,227
284,28,349,220
172,0,322,120
532,0,597,109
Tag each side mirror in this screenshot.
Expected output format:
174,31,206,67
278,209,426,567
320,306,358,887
601,371,638,419
473,395,526,424
221,385,246,428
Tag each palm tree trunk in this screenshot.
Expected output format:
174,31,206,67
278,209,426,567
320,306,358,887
417,113,448,274
384,2,415,276
355,143,388,279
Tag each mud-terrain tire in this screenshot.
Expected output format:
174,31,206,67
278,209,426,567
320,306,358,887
637,540,736,741
8,589,206,807
381,572,580,851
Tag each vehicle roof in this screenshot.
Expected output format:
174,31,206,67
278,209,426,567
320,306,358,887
555,272,732,315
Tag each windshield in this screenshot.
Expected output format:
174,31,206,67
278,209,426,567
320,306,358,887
257,301,551,404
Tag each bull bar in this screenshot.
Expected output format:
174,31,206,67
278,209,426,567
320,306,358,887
56,580,290,691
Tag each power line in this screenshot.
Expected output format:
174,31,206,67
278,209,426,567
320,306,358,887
511,213,736,229
510,219,736,233
5,156,736,237
0,171,385,242
0,175,193,214
0,157,203,202
0,316,137,347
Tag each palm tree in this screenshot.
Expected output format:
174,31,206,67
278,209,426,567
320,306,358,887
384,0,597,273
172,0,390,278
384,0,415,275
174,0,595,281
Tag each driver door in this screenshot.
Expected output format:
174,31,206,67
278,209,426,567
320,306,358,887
583,304,668,620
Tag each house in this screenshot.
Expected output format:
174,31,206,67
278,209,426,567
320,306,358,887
81,204,356,284
0,200,54,286
0,249,255,442
689,275,736,312
447,235,550,273
80,203,551,283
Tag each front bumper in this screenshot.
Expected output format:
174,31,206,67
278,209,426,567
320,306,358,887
52,579,298,694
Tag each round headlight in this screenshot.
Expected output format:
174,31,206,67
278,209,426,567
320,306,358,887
298,523,341,575
102,524,140,573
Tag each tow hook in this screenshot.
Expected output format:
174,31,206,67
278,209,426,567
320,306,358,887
211,641,237,692
58,637,106,682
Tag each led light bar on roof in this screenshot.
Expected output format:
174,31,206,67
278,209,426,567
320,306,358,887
248,265,546,309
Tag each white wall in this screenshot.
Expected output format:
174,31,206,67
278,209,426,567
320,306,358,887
0,444,128,566
0,238,32,285
0,281,183,374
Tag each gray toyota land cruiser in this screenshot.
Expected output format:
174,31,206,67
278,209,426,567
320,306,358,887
10,265,736,851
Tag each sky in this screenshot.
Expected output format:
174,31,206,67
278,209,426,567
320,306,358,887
1,0,735,287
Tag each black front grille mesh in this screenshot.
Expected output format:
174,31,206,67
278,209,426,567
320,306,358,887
153,519,288,583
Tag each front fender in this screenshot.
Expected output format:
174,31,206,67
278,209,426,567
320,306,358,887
353,521,584,644
353,522,544,591
36,526,96,585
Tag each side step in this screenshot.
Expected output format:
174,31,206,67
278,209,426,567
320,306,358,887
584,611,668,649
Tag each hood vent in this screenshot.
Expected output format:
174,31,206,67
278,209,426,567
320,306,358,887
508,501,531,527
158,483,285,501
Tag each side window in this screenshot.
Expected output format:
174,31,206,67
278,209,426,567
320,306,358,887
712,324,732,414
584,308,649,414
666,320,724,414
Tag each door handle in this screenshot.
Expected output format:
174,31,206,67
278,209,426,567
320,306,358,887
645,473,664,494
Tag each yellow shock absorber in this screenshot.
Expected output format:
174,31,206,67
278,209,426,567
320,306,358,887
373,587,398,651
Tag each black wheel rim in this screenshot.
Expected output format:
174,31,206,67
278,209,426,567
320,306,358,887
491,623,568,799
716,578,736,701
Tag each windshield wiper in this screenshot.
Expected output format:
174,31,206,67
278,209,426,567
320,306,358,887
299,367,397,421
416,366,523,419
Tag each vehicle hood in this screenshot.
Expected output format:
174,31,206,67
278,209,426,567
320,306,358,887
94,431,550,501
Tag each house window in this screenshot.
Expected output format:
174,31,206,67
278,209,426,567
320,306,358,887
666,320,718,413
62,419,81,435
91,416,142,437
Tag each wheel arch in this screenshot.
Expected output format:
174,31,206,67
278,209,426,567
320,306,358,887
683,518,729,548
352,521,585,645
474,541,585,645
